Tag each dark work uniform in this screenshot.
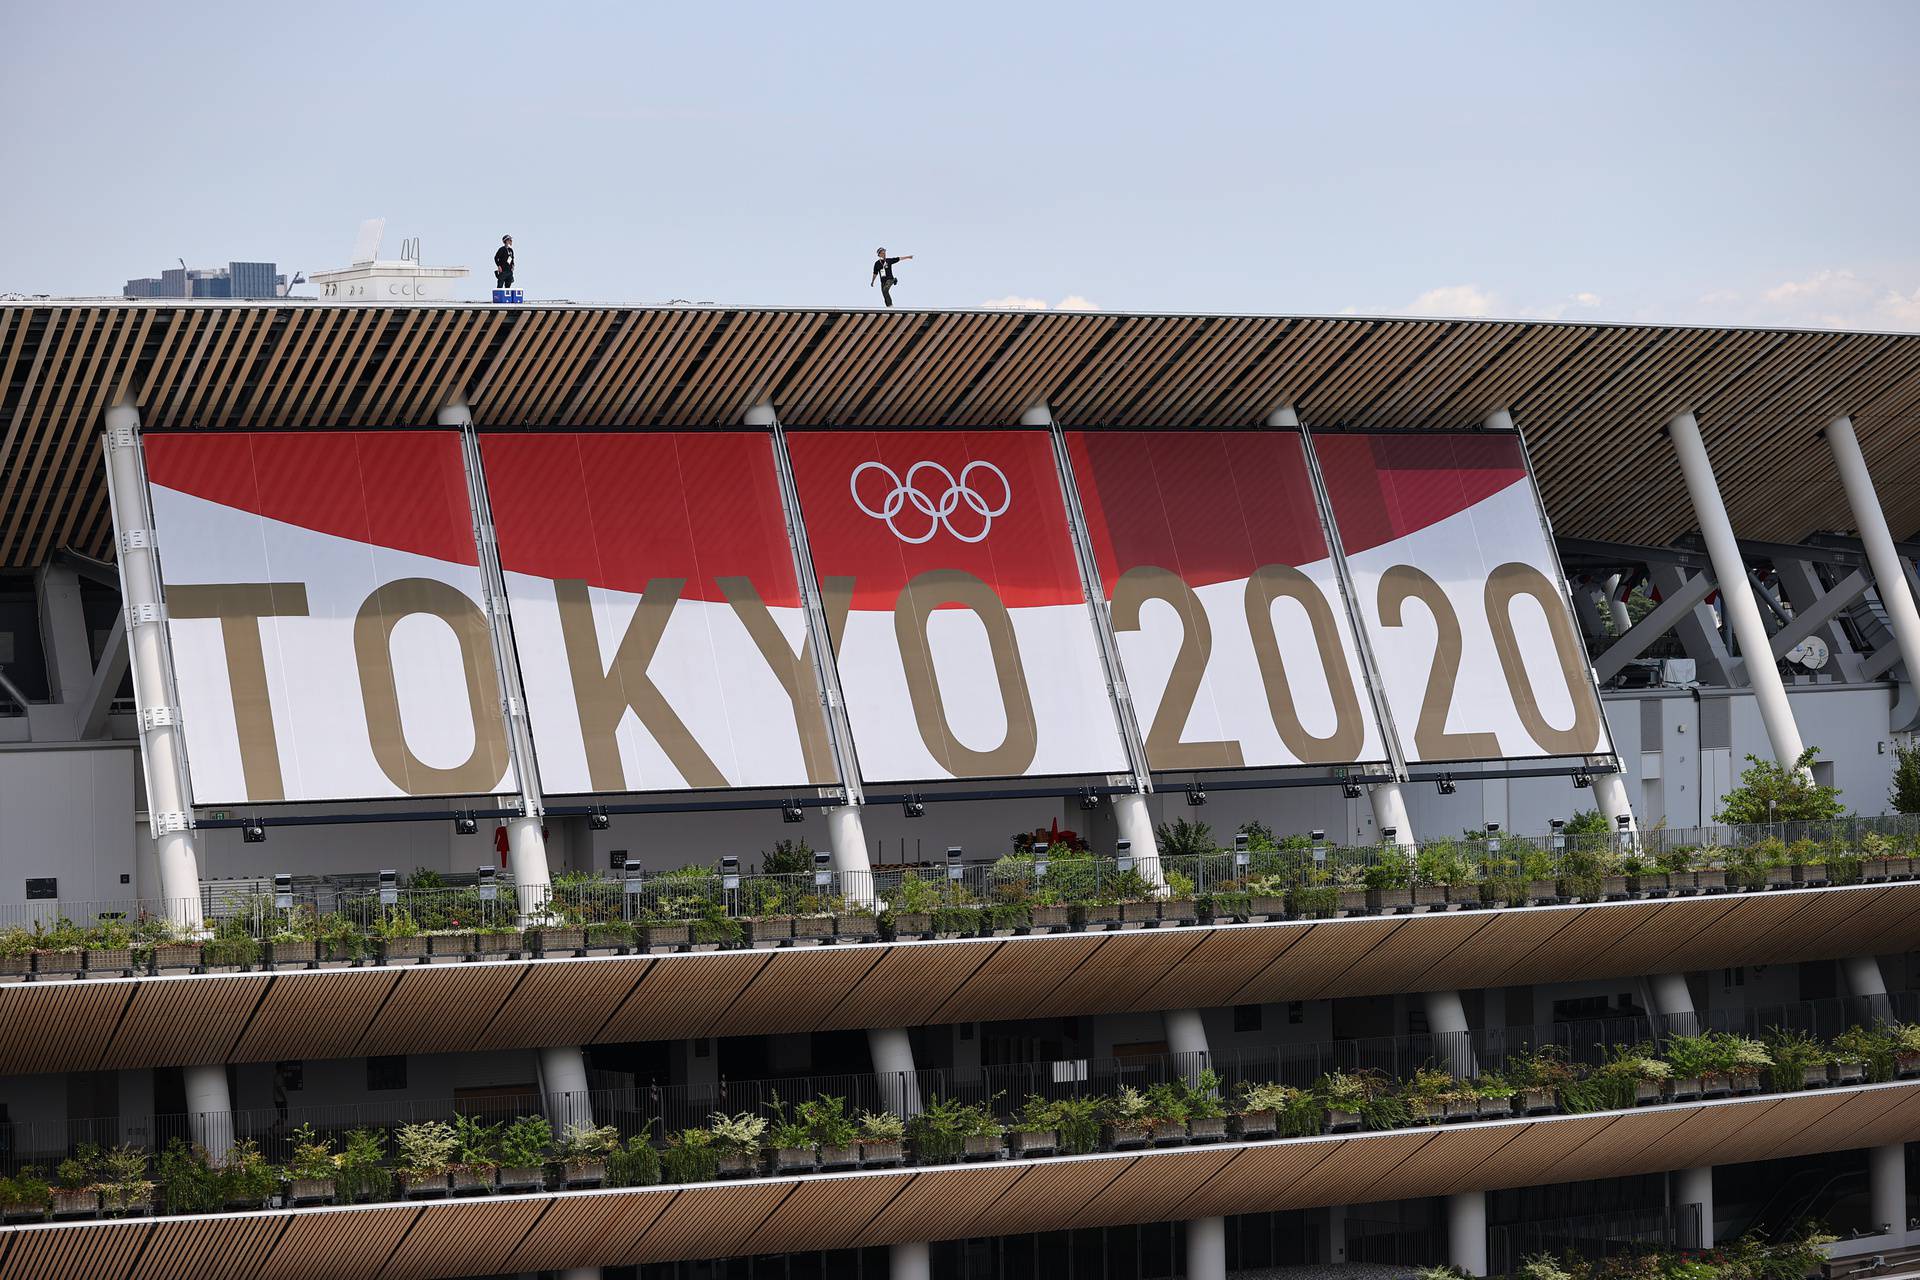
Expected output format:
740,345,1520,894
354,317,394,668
872,256,901,306
494,244,515,289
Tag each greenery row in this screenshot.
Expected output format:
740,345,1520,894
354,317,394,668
1419,1225,1839,1280
4,1022,1915,1224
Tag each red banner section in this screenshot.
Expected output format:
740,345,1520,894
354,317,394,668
144,432,515,804
786,430,1128,783
1313,431,1612,763
481,433,834,794
1067,431,1387,770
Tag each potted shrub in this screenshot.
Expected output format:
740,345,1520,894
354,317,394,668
1157,872,1200,925
1006,1096,1058,1157
1101,1086,1153,1149
334,1129,389,1204
766,1110,817,1174
98,1145,155,1217
496,1116,553,1192
0,929,35,979
52,1147,101,1218
0,1168,52,1223
1414,838,1473,910
35,944,85,978
84,918,134,975
449,1113,500,1194
1073,895,1123,931
1230,1082,1293,1138
607,1135,661,1188
1691,851,1728,894
1141,1082,1191,1146
931,904,987,938
1183,1069,1230,1142
218,1138,280,1210
156,1140,223,1216
286,1124,339,1205
473,926,526,958
1119,894,1161,926
396,1121,456,1198
428,930,475,960
1288,882,1339,920
1831,1041,1869,1086
1786,838,1827,887
799,1095,860,1169
1026,891,1073,933
962,1104,1006,1160
1316,1072,1370,1133
857,1110,906,1166
556,1123,619,1187
1860,832,1896,883
1890,1023,1920,1077
1363,860,1413,913
1505,1047,1574,1115
834,904,881,941
269,931,318,969
707,1112,768,1178
532,923,587,958
1474,1074,1518,1118
1403,1067,1455,1125
583,920,636,953
791,909,835,944
377,911,429,963
639,915,693,951
1619,853,1666,898
150,938,203,974
1725,1036,1772,1095
1663,1035,1715,1100
662,1128,722,1184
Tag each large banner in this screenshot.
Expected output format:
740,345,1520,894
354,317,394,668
480,433,833,794
785,430,1128,783
1067,430,1388,770
1312,431,1612,763
145,432,517,804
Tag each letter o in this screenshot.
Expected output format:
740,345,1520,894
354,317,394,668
894,570,1038,778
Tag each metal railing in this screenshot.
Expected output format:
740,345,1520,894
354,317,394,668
1488,1205,1696,1276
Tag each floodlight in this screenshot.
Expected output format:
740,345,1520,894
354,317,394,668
1549,818,1566,852
1185,785,1207,807
242,820,266,844
902,798,926,819
1436,775,1457,796
781,801,805,824
1116,839,1135,874
454,814,478,836
947,845,965,881
379,869,398,907
589,808,611,831
273,873,293,911
720,856,741,891
1233,833,1250,869
1311,829,1328,864
1077,790,1101,812
814,850,833,887
1034,842,1051,877
477,866,498,901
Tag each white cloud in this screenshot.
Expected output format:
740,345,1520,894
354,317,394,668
1573,291,1601,307
1685,269,1920,331
980,294,1102,311
1383,285,1604,322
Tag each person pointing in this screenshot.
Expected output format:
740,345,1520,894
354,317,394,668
871,248,912,307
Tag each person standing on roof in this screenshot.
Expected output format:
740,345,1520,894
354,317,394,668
871,248,911,307
494,236,515,289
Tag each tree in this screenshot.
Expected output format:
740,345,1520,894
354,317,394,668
1713,747,1844,824
1891,743,1920,815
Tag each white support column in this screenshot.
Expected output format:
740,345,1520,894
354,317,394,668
1424,989,1479,1079
1844,952,1894,1022
1667,412,1807,770
1593,772,1640,848
1871,1143,1908,1233
1827,416,1920,729
104,404,204,931
1368,782,1417,852
1675,1166,1715,1248
1448,1189,1489,1277
1607,574,1635,635
868,1025,922,1118
1187,1215,1227,1280
826,803,877,907
539,1044,594,1135
1649,971,1698,1036
891,1240,930,1280
1113,791,1168,890
1163,1007,1209,1058
185,1063,233,1163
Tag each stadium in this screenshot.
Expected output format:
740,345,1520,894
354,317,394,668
0,298,1918,1280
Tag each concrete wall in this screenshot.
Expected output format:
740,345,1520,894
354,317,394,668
0,742,137,904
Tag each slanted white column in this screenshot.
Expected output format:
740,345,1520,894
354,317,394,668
539,1044,594,1134
891,1240,931,1280
1187,1215,1227,1280
869,1025,922,1118
104,405,204,931
1164,1008,1209,1058
1827,416,1920,729
1667,412,1807,771
1650,971,1698,1034
1369,782,1417,851
1593,773,1640,848
1607,574,1634,635
1870,1143,1908,1233
184,1063,234,1163
826,803,877,907
1424,989,1479,1079
1675,1166,1715,1248
1448,1190,1489,1276
1844,953,1894,1022
1113,791,1168,890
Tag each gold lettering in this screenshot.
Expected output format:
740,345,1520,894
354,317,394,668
894,570,1038,778
1244,564,1367,763
719,576,837,785
167,582,310,802
1484,562,1603,755
1111,566,1244,769
1378,565,1501,761
353,578,511,795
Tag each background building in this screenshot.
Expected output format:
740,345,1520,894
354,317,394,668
121,260,286,299
0,300,1914,1280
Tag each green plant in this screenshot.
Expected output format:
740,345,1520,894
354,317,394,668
1503,1046,1577,1091
1473,1073,1517,1101
0,1167,50,1215
451,1113,500,1170
857,1111,905,1142
661,1128,719,1183
286,1124,337,1183
1154,817,1216,858
1235,1081,1297,1113
1315,1071,1372,1112
1103,1085,1152,1126
1415,838,1473,886
796,1095,859,1147
1165,868,1196,898
335,1129,388,1202
1403,1066,1462,1104
1892,743,1920,814
1046,1096,1104,1154
760,838,813,878
707,1112,770,1157
55,1144,99,1191
906,1096,1003,1161
219,1139,278,1204
1516,1253,1575,1280
607,1136,661,1188
395,1121,457,1174
97,1144,153,1213
1361,858,1409,891
1714,748,1844,823
498,1116,553,1169
156,1140,223,1213
555,1123,620,1161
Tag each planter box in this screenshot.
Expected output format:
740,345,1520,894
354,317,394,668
1600,875,1630,900
1635,1080,1664,1106
103,1188,155,1216
1701,1072,1731,1098
1028,905,1072,932
1119,900,1160,925
816,1143,859,1170
34,949,84,978
1147,1119,1189,1146
269,940,317,968
50,1189,99,1218
1802,1064,1833,1089
1102,1123,1150,1150
1337,889,1371,917
790,916,835,943
641,923,692,951
1518,1087,1556,1116
1834,1060,1867,1086
770,1146,816,1174
1791,863,1828,887
287,1177,336,1206
1075,903,1122,930
1764,866,1795,890
496,1166,545,1193
1158,897,1200,926
562,1158,607,1188
1625,874,1668,897
835,914,880,942
1728,1070,1763,1096
534,927,586,957
1527,880,1561,905
1443,1098,1479,1123
1324,1108,1362,1134
1862,858,1893,883
449,1167,496,1195
1696,868,1728,893
1007,1130,1056,1158
1409,1099,1447,1125
1249,894,1291,920
963,1134,1004,1161
1895,1051,1920,1079
473,932,525,958
1669,1076,1703,1101
886,912,932,940
151,943,202,973
1,1204,47,1223
1555,878,1601,903
716,1151,757,1179
1479,1097,1516,1119
381,936,429,964
1411,885,1450,912
1187,1116,1228,1143
399,1171,450,1199
1366,886,1413,913
745,917,795,947
429,933,475,959
1230,1110,1276,1139
0,954,31,979
859,1140,905,1167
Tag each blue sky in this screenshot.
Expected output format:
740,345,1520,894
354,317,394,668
4,0,1917,328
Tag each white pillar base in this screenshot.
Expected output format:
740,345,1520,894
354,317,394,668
1368,782,1416,850
869,1026,922,1117
891,1239,931,1280
1871,1143,1908,1233
1675,1166,1714,1248
1592,772,1639,847
184,1063,233,1162
827,804,876,906
1187,1216,1227,1280
1844,954,1890,998
505,816,551,922
1650,972,1696,1032
1113,792,1166,890
1448,1189,1488,1277
1424,989,1478,1079
539,1044,594,1134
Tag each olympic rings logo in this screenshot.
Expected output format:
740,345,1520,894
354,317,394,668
850,460,1012,544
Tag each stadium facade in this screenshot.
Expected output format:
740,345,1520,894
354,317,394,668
0,300,1917,1279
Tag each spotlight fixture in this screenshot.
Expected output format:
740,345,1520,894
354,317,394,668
589,807,611,831
903,797,926,819
780,801,805,824
1381,826,1398,847
720,856,741,891
946,845,965,881
273,873,293,910
378,869,398,907
1233,833,1250,869
1034,841,1051,877
1311,829,1328,864
1185,785,1208,807
1341,779,1363,799
476,866,498,901
1484,821,1500,855
1077,789,1101,813
1436,775,1457,796
1115,839,1135,873
454,814,479,836
242,820,267,844
1616,814,1633,831
1549,818,1566,851
813,850,834,888
1572,771,1594,789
